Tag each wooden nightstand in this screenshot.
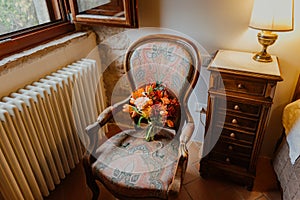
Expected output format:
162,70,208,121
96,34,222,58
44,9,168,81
199,50,283,190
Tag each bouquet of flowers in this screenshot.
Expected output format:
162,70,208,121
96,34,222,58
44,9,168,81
122,82,179,141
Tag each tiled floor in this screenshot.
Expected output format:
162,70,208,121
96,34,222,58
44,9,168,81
45,142,281,200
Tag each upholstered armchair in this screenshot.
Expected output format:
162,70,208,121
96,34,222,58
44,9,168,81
83,34,201,200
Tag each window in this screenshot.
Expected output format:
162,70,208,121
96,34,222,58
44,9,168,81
0,0,138,59
0,0,74,59
1,1,57,35
69,0,138,27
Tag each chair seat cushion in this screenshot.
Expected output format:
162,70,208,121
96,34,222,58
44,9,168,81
92,128,179,199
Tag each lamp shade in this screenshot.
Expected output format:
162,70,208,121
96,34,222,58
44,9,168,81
249,0,294,31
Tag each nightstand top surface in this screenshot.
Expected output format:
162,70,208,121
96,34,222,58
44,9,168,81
209,50,281,78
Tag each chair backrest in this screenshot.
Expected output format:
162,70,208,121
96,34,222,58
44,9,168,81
124,34,201,105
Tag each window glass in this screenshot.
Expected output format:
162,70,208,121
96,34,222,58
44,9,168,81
0,0,74,59
77,0,110,13
0,0,55,35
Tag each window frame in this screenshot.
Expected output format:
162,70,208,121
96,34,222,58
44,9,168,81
0,0,75,59
0,0,138,59
69,0,138,28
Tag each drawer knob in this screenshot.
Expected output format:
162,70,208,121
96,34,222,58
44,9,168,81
230,133,236,138
232,119,238,124
234,105,240,111
226,157,230,163
237,83,243,89
228,145,233,150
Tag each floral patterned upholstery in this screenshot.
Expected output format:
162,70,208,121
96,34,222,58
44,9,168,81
127,40,194,98
93,128,179,199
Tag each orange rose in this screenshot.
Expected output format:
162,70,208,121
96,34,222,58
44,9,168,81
166,120,174,127
132,88,145,99
161,97,170,104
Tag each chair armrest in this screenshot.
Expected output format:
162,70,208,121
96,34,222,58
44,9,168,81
85,96,131,154
97,95,131,125
179,122,195,145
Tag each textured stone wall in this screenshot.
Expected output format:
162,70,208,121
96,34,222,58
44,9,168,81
79,25,132,106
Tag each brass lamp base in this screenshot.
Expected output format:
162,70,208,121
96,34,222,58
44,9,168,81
253,31,278,63
253,51,273,62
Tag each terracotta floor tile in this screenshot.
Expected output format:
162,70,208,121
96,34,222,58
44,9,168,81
184,178,216,200
253,157,279,192
234,185,263,200
97,184,116,200
212,186,244,200
185,177,243,200
45,162,90,200
175,186,192,200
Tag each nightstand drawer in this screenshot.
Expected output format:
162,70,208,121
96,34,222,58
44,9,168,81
212,95,262,118
223,113,259,132
219,75,267,96
213,138,252,157
220,127,255,145
209,151,250,169
227,99,261,117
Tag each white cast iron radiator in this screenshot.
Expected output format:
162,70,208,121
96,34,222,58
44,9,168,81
0,59,105,200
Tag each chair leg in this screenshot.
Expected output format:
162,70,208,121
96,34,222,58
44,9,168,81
83,154,100,200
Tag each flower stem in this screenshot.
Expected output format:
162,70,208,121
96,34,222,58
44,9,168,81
145,124,153,142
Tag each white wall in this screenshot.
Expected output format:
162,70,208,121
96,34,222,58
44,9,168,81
138,0,300,156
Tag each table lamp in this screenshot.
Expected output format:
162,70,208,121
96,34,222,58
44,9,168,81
249,0,294,62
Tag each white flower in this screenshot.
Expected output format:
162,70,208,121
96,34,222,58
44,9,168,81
133,96,150,110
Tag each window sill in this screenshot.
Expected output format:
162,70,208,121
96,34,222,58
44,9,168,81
0,23,75,60
0,31,98,98
0,31,93,75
